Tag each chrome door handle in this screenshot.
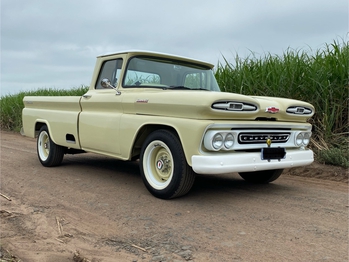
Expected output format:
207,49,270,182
82,94,91,98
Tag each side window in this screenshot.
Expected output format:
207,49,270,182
184,72,207,89
96,59,123,89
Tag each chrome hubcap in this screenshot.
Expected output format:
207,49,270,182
143,140,174,190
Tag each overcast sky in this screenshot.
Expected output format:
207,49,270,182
1,0,347,96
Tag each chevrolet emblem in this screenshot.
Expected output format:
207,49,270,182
265,106,279,114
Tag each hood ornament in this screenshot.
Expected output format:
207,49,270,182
265,106,279,114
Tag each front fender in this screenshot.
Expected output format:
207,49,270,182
119,114,212,166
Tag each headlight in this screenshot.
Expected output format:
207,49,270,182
204,130,236,151
212,133,223,149
224,133,234,149
296,133,304,146
303,132,311,146
295,132,312,147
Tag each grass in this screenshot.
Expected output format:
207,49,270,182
0,41,348,168
316,147,348,168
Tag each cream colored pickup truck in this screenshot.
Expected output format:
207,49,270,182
22,50,314,199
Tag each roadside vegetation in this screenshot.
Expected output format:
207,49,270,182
215,40,348,168
0,40,347,167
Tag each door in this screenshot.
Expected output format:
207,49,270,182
79,58,124,156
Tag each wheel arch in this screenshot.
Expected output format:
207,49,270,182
34,121,60,146
34,120,50,137
34,121,61,145
131,124,181,160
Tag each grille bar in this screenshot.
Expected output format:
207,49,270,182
238,133,290,144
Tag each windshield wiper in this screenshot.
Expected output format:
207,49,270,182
168,86,210,91
192,88,210,91
169,86,192,90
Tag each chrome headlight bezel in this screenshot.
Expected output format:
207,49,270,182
204,130,236,151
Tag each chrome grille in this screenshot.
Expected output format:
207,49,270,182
238,132,290,144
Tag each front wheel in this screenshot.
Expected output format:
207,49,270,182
140,130,195,199
37,126,65,167
239,169,283,183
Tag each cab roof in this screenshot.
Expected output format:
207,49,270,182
97,50,214,69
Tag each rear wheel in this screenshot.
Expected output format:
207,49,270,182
239,169,283,183
140,130,195,199
37,126,64,167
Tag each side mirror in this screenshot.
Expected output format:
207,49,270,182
101,78,121,95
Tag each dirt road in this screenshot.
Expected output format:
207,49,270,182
1,131,348,262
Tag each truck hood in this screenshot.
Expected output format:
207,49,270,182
121,90,314,123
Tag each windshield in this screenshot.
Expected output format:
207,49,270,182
123,56,221,91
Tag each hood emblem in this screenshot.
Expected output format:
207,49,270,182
265,106,279,114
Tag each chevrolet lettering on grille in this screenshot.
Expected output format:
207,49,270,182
238,133,290,144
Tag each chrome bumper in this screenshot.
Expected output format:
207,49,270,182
191,149,313,174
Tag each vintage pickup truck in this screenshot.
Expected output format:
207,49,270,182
22,50,315,199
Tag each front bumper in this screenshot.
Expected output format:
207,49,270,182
191,149,313,174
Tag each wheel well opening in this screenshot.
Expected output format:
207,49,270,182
35,122,47,137
131,125,179,160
